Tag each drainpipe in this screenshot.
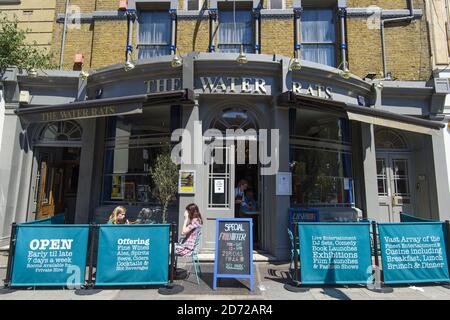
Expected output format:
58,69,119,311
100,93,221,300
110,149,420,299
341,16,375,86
126,9,136,64
293,5,302,59
381,0,414,79
253,7,261,54
209,8,217,52
169,9,177,55
59,0,70,69
337,4,348,71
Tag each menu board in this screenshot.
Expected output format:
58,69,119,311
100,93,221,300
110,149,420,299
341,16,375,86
213,218,254,290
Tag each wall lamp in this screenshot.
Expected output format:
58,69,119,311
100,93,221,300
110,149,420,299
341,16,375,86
124,60,135,72
236,45,248,64
28,68,38,77
79,70,89,80
171,49,183,68
338,62,351,79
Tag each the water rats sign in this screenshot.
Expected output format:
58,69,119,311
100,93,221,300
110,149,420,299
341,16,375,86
298,222,372,285
95,225,170,286
378,222,450,284
11,225,89,287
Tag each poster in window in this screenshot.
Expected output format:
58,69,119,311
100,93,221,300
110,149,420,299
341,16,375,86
137,184,151,203
179,170,195,194
124,182,136,202
111,175,125,200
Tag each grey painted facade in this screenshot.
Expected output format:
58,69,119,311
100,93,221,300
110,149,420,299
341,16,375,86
1,54,449,259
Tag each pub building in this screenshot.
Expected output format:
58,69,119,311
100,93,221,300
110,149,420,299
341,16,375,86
1,1,450,259
1,54,449,259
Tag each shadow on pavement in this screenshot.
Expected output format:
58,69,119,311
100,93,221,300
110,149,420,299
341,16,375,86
74,289,103,296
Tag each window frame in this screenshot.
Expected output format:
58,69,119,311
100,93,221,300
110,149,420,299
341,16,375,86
217,7,255,53
136,8,173,59
300,7,338,67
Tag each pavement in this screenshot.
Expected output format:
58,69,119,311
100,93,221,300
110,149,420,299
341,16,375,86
1,252,450,300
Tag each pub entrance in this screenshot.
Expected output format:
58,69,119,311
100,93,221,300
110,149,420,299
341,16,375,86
203,108,263,250
32,120,83,223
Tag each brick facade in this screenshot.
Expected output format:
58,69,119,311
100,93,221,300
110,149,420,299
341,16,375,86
49,0,432,81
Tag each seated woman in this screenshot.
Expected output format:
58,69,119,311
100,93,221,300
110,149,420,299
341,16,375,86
175,203,203,257
107,206,130,224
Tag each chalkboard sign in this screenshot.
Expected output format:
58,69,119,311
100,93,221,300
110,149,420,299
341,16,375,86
213,218,253,291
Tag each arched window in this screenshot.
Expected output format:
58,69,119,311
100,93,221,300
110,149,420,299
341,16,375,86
38,121,82,143
211,108,258,132
375,129,408,150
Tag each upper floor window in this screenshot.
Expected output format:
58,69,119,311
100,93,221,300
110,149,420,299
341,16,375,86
138,11,171,59
267,0,284,9
301,8,336,67
218,10,254,53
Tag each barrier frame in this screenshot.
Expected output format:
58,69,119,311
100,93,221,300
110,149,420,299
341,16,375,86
294,221,374,286
92,223,175,288
5,223,90,288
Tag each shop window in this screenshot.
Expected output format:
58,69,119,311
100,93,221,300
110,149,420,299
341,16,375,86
301,8,336,67
137,11,172,59
101,107,171,205
218,9,254,53
289,108,353,207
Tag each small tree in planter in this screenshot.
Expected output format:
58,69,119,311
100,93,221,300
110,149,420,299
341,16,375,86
150,149,179,224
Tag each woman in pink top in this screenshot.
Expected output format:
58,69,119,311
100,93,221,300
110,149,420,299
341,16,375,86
175,203,203,256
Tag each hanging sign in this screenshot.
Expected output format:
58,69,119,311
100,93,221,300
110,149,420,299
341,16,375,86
213,218,254,291
298,222,373,285
378,222,450,284
95,225,170,286
10,225,89,287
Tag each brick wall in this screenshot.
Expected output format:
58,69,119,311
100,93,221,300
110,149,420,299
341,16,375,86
49,0,432,81
347,0,431,80
261,18,294,57
177,18,210,54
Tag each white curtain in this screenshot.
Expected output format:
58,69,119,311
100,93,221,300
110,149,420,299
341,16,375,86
301,9,336,66
138,11,171,59
218,10,253,53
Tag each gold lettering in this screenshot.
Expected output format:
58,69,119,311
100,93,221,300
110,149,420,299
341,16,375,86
227,77,239,93
241,78,253,93
306,85,315,96
254,78,267,94
325,87,333,99
215,77,227,93
292,82,302,94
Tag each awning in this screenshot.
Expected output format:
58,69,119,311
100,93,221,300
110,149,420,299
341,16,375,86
278,92,445,135
16,89,195,123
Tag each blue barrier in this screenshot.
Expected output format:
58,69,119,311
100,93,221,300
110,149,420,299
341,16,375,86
94,224,170,286
400,213,436,223
21,213,65,225
378,222,450,284
297,222,373,285
9,224,89,287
